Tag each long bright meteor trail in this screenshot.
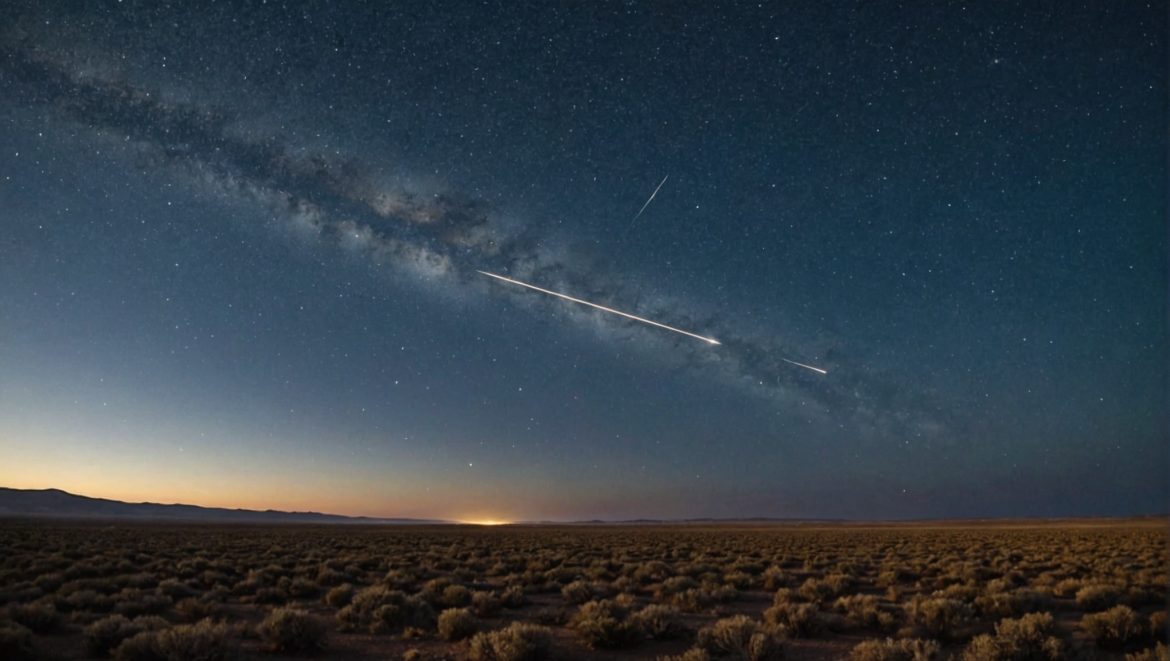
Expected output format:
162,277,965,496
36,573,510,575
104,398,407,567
477,270,721,345
632,175,669,222
782,357,828,375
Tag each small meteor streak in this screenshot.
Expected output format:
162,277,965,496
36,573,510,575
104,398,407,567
782,357,828,375
631,175,669,223
477,270,721,346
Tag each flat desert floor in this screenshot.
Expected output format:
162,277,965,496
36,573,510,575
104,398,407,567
0,519,1166,659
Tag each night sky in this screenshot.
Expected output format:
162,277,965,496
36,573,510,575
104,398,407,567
1,2,1165,522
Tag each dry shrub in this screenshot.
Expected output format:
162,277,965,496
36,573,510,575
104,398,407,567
114,591,173,618
441,584,472,608
1150,611,1167,638
467,622,552,661
571,599,639,648
257,607,327,653
84,614,168,656
632,604,690,640
156,579,197,600
287,578,319,599
850,637,941,661
472,591,502,617
797,578,835,603
500,585,528,608
437,607,478,641
174,598,221,623
336,586,435,634
1082,605,1144,648
113,619,237,661
975,588,1048,618
7,600,60,633
762,567,788,591
658,576,699,597
960,612,1063,660
836,594,897,630
0,620,34,660
695,615,784,660
903,597,973,640
561,580,597,605
764,601,824,638
1076,584,1122,612
660,650,713,661
324,583,354,608
1126,642,1169,661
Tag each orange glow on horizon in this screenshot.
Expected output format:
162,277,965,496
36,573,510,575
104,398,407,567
461,519,511,526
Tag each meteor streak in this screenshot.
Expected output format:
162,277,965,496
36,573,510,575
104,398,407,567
631,175,669,223
477,270,721,345
782,358,828,375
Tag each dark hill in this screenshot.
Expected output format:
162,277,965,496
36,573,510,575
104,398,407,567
0,487,447,524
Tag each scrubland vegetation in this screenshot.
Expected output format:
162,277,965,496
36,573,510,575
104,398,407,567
0,520,1164,659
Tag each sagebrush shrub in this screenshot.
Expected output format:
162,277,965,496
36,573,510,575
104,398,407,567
336,586,435,633
1125,642,1169,661
695,615,783,661
84,614,168,656
850,637,941,661
0,620,34,660
904,597,973,640
764,601,824,638
437,607,478,641
960,612,1063,660
324,583,354,608
1076,584,1122,612
467,622,552,661
571,599,639,648
1082,605,1144,648
632,604,689,640
113,619,237,661
257,607,326,653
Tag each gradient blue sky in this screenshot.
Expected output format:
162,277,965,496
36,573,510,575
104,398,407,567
1,1,1165,521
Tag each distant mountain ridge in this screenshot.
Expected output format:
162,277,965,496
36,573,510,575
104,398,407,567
0,487,448,524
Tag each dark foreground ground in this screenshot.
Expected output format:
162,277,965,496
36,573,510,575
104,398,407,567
0,519,1166,660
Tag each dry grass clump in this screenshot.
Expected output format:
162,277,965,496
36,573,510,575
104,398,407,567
1081,604,1145,648
437,607,478,641
467,622,552,661
256,607,327,653
960,612,1063,660
693,615,784,660
849,637,941,661
113,619,237,661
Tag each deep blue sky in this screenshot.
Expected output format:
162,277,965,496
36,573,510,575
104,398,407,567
1,1,1165,521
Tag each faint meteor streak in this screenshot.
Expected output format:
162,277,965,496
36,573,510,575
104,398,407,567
477,270,721,345
631,175,669,222
782,357,828,375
